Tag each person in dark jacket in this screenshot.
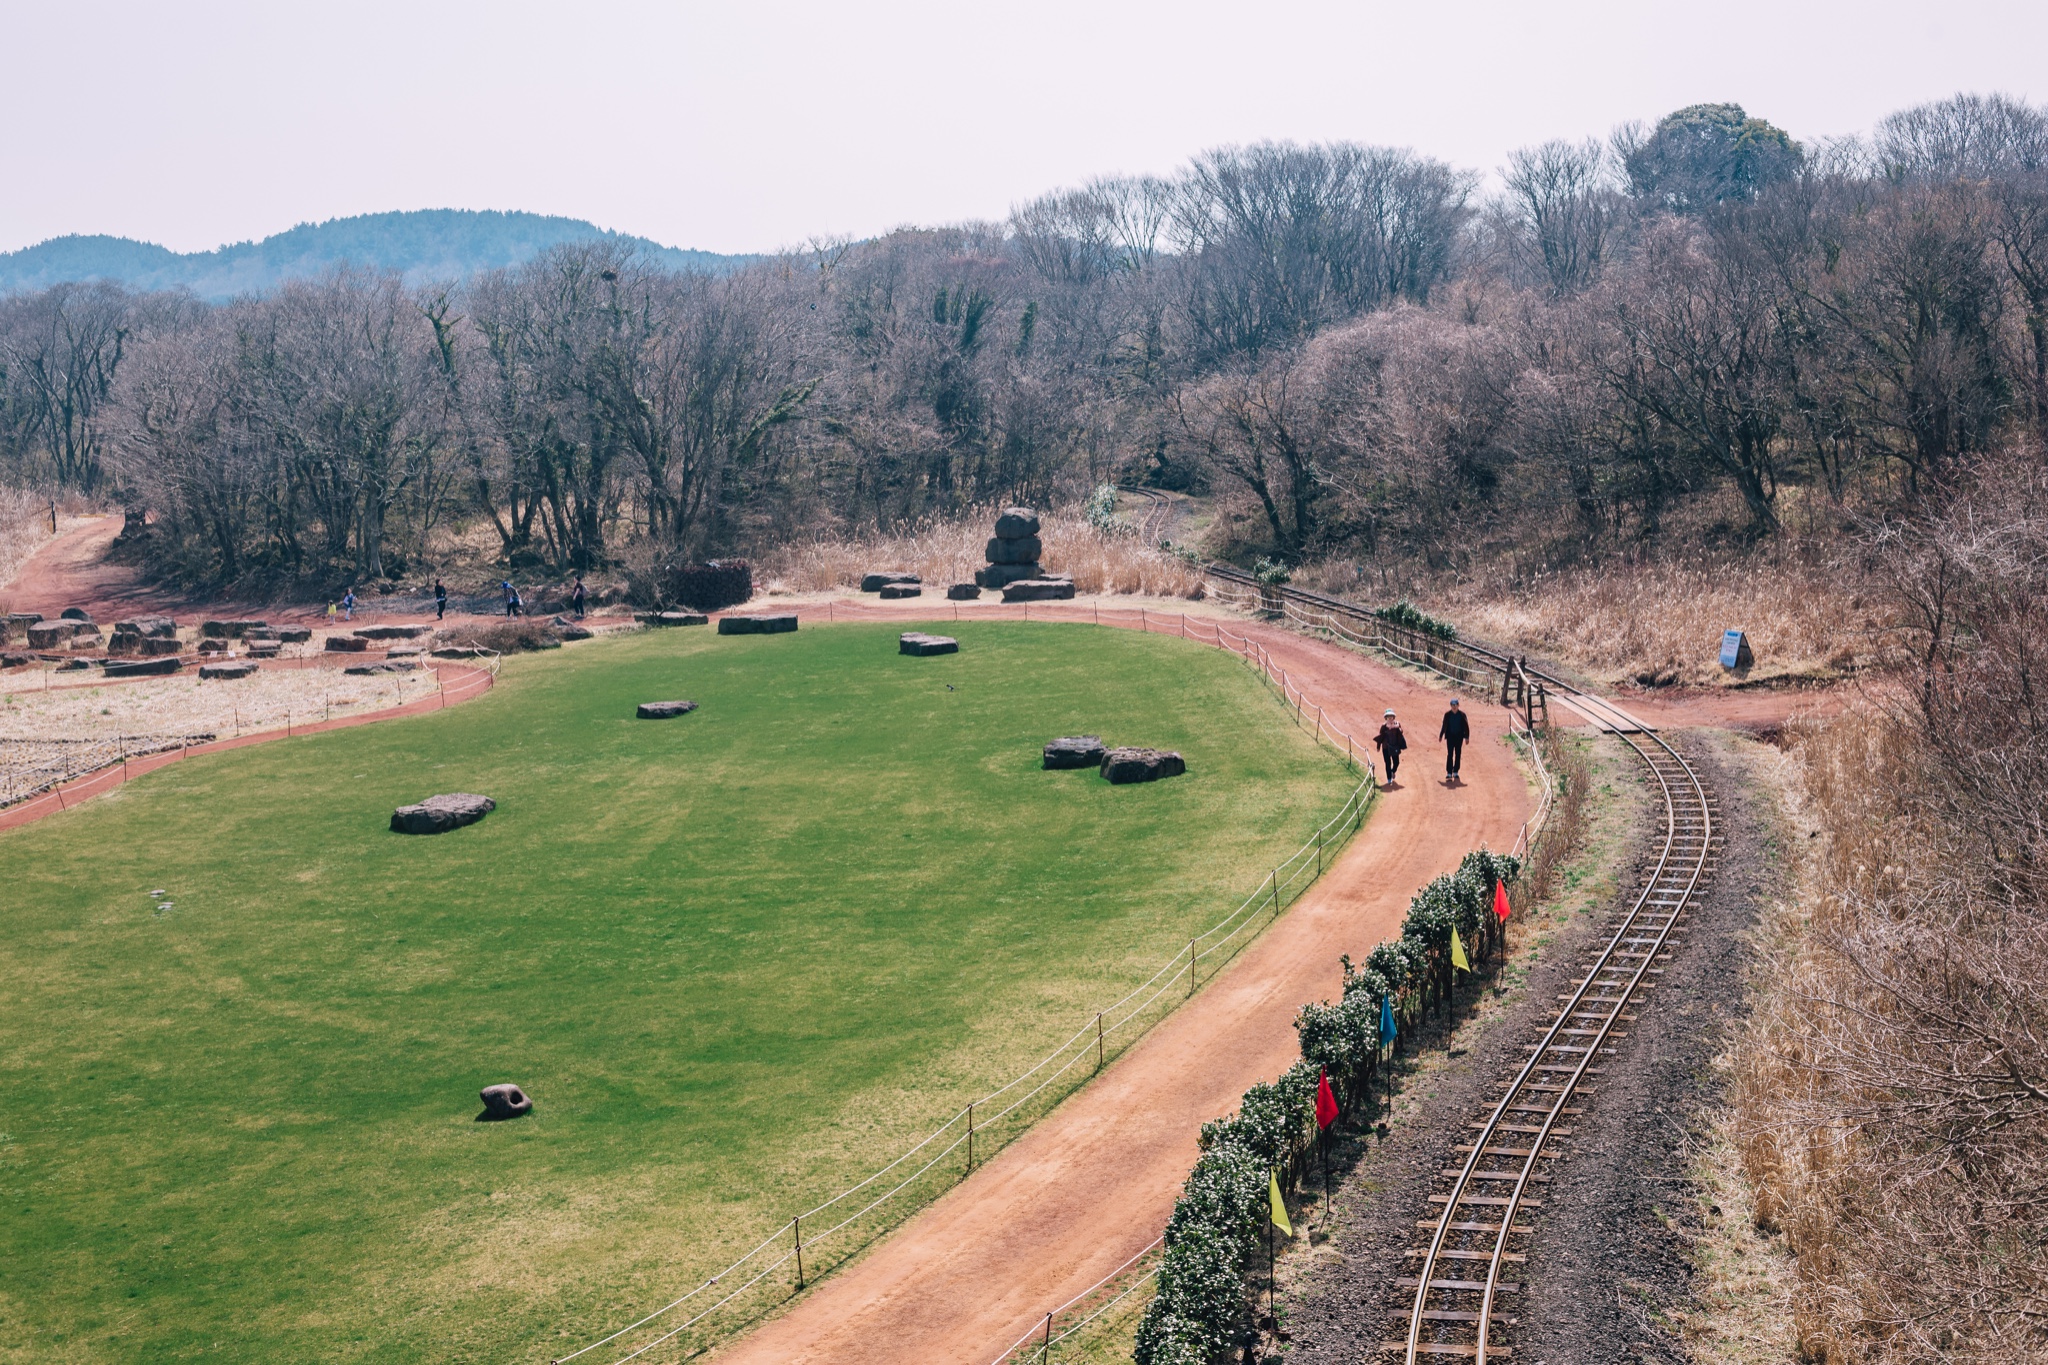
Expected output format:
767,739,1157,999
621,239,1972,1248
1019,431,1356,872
1440,699,1471,779
433,578,447,620
571,576,587,619
1374,708,1407,783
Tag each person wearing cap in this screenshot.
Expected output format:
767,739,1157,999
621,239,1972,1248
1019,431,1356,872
1374,708,1407,783
1440,698,1471,780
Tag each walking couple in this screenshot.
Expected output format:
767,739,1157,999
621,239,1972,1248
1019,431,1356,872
1372,699,1471,785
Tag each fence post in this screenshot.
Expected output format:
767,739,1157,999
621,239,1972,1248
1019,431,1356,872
1317,826,1324,875
1270,869,1280,916
967,1103,975,1171
1187,939,1196,996
1096,1013,1104,1072
794,1215,805,1288
1041,1311,1053,1361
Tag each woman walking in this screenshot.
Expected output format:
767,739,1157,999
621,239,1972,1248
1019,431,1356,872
1374,709,1407,784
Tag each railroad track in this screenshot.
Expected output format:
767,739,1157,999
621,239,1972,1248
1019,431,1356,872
1117,486,1174,543
1385,695,1718,1362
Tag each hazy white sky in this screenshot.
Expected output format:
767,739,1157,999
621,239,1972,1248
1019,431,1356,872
4,0,2045,256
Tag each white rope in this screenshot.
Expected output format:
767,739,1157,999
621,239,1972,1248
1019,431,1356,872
984,1237,1165,1365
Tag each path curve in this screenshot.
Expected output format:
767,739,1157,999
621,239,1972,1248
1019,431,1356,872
693,601,1532,1365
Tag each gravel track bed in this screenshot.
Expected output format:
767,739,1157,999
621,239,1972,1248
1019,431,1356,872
1280,735,1776,1365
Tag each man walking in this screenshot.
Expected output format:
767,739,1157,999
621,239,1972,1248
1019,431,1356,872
1374,708,1407,784
571,575,587,619
1440,698,1471,780
433,578,447,621
341,587,356,622
502,581,520,618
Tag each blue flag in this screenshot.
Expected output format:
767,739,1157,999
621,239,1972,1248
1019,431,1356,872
1379,993,1398,1047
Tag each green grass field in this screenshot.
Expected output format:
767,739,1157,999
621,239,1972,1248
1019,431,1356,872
0,620,1358,1363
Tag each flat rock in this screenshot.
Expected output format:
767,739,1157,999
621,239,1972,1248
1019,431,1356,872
353,624,430,640
478,1083,532,1121
0,652,28,668
550,621,594,641
985,534,1043,565
4,612,43,629
104,657,183,678
60,606,93,622
391,792,496,835
1101,746,1187,784
946,583,982,600
1043,735,1107,769
247,641,281,656
324,635,370,652
994,507,1041,539
105,632,142,656
878,583,922,599
718,614,798,635
345,661,418,674
116,615,178,638
976,562,1044,589
26,621,76,648
899,632,958,656
57,657,94,671
197,639,230,654
201,619,267,638
860,572,921,592
276,626,313,643
637,699,700,719
430,646,489,658
387,645,424,657
139,636,183,656
636,611,709,627
199,661,258,680
1002,578,1077,602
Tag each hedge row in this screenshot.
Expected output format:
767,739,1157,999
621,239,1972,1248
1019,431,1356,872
1373,600,1458,641
1133,848,1520,1365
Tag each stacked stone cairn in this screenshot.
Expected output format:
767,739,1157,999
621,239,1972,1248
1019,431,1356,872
977,507,1074,602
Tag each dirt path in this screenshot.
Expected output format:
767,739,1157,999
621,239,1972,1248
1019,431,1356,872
705,603,1532,1365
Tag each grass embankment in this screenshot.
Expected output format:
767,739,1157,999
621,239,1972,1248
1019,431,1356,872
0,620,1357,1363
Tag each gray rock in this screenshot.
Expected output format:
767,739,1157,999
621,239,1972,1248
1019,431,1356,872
878,583,922,599
975,562,1044,589
387,645,424,657
431,646,490,658
104,657,182,678
276,626,313,644
201,619,267,639
26,621,74,648
860,572,921,592
994,507,1041,539
477,1083,532,1121
139,635,184,656
60,606,93,622
105,631,142,656
324,635,370,652
946,583,982,601
390,792,496,835
637,699,699,719
550,622,594,641
718,614,798,635
0,652,28,668
1001,578,1077,602
635,612,708,627
199,661,259,680
353,624,430,640
57,657,94,671
115,615,178,638
985,534,1043,565
1043,735,1106,769
899,632,958,656
1101,746,1187,784
344,661,418,675
198,638,230,654
247,641,282,656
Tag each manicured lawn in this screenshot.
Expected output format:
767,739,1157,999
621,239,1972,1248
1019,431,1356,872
0,621,1357,1362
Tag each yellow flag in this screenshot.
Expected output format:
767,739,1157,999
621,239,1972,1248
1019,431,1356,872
1450,931,1470,973
1269,1169,1293,1237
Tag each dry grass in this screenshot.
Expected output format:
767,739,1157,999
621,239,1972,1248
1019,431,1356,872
0,663,441,746
1294,551,1888,689
756,506,1204,598
0,487,59,602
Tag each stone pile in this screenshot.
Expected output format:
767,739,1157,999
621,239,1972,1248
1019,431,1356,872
899,632,957,656
27,618,99,649
976,508,1049,589
391,792,495,834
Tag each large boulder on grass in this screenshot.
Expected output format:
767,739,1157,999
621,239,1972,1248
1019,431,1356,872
1101,747,1186,784
477,1083,532,1121
1043,735,1106,769
994,507,1041,539
1002,578,1076,603
637,700,699,719
391,792,495,835
718,614,798,635
899,632,958,656
860,572,920,593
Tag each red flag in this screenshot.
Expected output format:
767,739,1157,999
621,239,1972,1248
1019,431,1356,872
1315,1068,1339,1130
1493,879,1511,923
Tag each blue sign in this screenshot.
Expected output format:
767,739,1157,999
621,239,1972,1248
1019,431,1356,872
1719,629,1753,670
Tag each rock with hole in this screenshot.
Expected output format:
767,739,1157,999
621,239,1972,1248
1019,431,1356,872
477,1083,532,1121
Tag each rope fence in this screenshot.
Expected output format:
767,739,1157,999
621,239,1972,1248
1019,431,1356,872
549,612,1379,1365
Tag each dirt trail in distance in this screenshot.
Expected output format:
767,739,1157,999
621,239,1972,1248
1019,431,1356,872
712,604,1531,1365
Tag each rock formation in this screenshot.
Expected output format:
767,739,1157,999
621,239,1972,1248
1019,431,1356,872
976,507,1062,589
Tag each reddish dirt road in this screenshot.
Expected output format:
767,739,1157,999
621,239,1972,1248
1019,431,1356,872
705,601,1532,1365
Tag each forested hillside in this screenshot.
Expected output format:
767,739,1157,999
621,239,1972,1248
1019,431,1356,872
0,210,748,301
2,96,2046,593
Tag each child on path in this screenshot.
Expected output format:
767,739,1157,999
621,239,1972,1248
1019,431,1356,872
434,578,447,620
1439,699,1471,780
1374,708,1407,783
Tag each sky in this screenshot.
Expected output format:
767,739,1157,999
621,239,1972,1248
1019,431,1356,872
4,0,2046,257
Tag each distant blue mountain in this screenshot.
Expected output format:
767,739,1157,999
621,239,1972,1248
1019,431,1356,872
0,210,756,301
